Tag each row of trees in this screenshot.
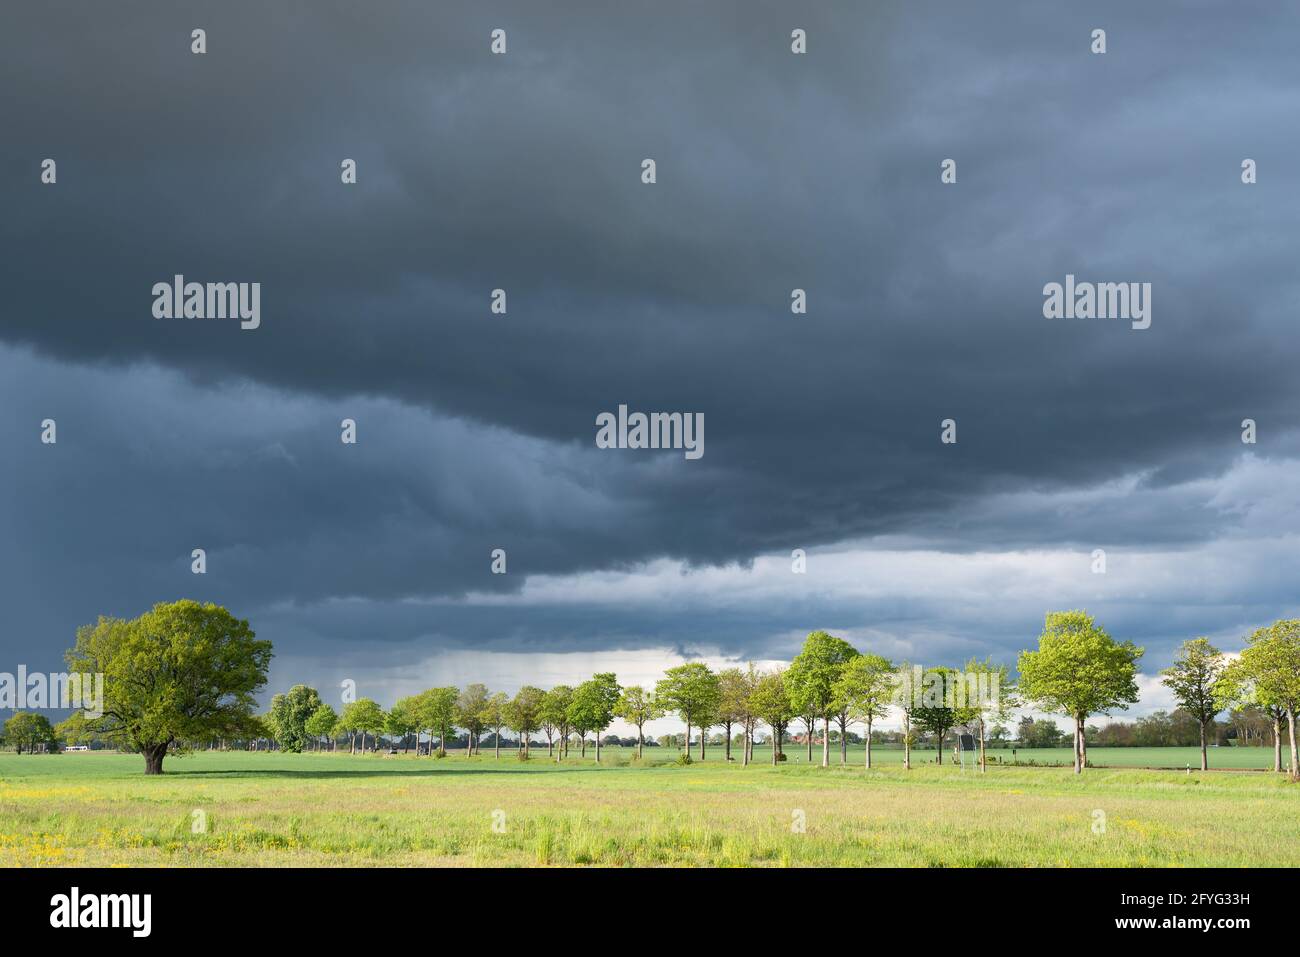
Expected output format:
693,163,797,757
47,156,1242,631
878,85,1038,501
18,600,1300,779
258,613,1298,780
1155,625,1300,775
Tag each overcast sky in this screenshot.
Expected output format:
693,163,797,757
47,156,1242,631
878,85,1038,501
3,1,1298,732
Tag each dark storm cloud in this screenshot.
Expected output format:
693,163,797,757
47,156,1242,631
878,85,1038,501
3,1,1299,681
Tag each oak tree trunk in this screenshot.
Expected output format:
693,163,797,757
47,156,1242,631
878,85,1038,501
143,742,169,775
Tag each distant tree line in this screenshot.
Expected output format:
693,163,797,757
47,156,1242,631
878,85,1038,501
6,601,1300,781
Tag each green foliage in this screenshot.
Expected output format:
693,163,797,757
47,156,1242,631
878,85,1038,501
655,663,720,734
1017,610,1143,722
480,691,510,749
63,600,272,773
1227,620,1300,779
963,656,1017,730
833,653,895,725
268,684,324,753
339,698,386,748
415,687,459,755
569,674,621,746
911,666,976,757
1017,716,1066,748
1162,638,1227,728
716,668,752,727
304,704,338,746
540,685,574,750
4,712,56,752
506,686,545,752
787,631,858,721
385,696,419,743
1230,620,1300,714
454,684,489,745
54,712,97,747
613,685,662,735
749,669,794,736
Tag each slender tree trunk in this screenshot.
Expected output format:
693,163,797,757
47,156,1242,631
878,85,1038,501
724,722,732,762
1269,717,1280,770
494,730,500,759
821,717,830,767
1074,716,1083,774
1289,710,1299,782
637,728,644,759
1199,720,1208,771
978,717,987,772
865,719,873,769
903,714,911,770
839,717,847,764
806,723,813,762
596,731,602,763
699,730,706,762
684,722,690,759
771,730,778,766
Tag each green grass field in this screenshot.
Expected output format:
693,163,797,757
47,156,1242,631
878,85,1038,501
735,744,1284,770
2,747,1297,867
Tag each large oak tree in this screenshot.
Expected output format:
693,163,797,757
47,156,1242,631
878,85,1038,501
64,600,272,774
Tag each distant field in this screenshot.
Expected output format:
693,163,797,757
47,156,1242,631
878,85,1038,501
835,745,1285,770
2,748,1297,867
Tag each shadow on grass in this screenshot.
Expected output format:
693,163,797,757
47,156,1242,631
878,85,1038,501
160,763,642,779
